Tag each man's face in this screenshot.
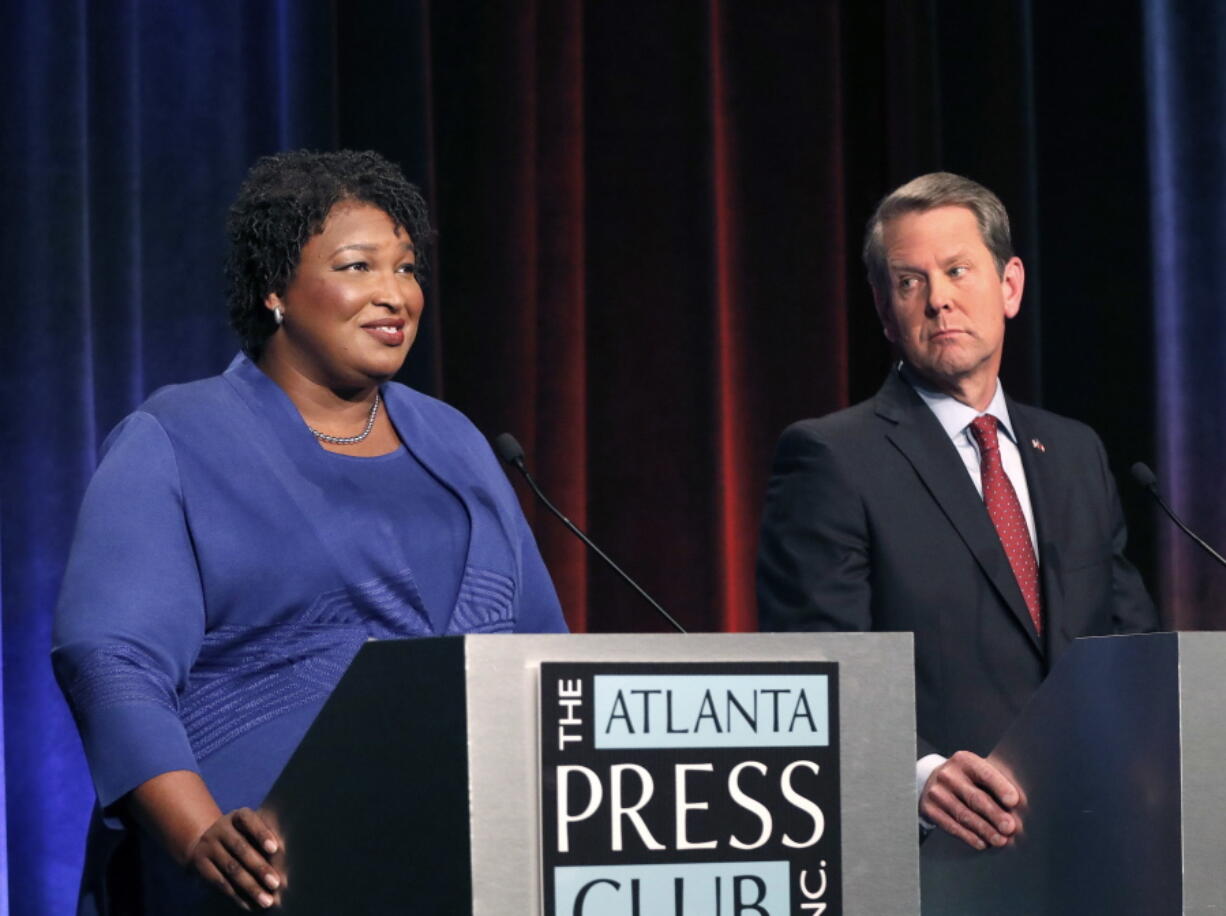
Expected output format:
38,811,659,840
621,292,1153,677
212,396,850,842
874,205,1023,399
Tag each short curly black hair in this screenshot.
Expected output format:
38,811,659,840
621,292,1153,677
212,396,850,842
226,149,434,358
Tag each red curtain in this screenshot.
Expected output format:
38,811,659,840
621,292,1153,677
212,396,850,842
404,0,1166,632
427,2,874,633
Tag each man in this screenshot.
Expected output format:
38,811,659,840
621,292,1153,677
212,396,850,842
756,172,1157,850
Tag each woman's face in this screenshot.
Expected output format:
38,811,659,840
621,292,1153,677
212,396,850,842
264,200,423,390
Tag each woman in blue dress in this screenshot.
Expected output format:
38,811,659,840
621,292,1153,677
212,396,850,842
53,149,568,913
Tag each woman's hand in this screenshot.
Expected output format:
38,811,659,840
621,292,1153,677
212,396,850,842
187,808,283,910
128,770,285,910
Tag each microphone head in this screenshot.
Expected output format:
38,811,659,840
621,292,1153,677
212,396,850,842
1130,461,1158,489
493,432,525,466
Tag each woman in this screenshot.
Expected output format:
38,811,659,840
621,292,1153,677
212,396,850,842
53,150,568,913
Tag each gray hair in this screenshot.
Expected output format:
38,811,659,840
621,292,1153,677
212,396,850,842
862,172,1014,300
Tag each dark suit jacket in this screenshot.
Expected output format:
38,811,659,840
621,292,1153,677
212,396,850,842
756,368,1157,759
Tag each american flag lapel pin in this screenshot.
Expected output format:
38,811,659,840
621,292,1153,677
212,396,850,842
1031,438,1046,453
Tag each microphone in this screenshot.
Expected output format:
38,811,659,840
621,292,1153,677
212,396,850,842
1131,462,1226,569
493,433,688,633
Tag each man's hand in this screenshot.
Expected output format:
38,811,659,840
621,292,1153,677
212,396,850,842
920,750,1022,850
187,807,283,910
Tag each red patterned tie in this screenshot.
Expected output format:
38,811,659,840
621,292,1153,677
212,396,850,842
969,415,1043,635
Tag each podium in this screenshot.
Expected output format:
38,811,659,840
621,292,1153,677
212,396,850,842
223,633,919,914
922,632,1226,915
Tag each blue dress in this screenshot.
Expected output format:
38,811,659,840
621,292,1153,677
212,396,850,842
52,354,567,913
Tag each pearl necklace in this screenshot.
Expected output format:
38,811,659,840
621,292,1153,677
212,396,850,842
309,392,381,445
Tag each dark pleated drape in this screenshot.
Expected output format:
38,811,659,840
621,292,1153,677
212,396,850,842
3,1,1224,911
429,1,857,633
0,2,340,911
1143,0,1226,629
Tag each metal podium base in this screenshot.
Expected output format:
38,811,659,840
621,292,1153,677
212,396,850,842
922,632,1226,916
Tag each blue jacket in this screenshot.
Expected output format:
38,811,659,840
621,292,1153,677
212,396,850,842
53,354,566,912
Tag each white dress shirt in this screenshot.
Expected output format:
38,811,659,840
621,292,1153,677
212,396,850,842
902,368,1040,813
908,374,1039,556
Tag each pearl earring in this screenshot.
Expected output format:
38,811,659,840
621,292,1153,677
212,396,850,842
273,306,284,326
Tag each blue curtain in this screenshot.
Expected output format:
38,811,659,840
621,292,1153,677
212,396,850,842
1144,0,1226,628
0,526,7,910
0,2,337,911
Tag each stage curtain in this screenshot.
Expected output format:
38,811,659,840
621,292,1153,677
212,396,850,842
427,0,861,634
3,0,1223,911
1143,0,1226,628
0,1,339,910
419,0,1172,636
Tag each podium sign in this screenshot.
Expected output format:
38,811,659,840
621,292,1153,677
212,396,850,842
232,633,916,915
540,661,842,915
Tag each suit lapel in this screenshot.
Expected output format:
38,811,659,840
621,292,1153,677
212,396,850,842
875,371,1042,655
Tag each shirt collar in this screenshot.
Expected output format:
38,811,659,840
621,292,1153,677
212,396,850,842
898,362,1018,445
